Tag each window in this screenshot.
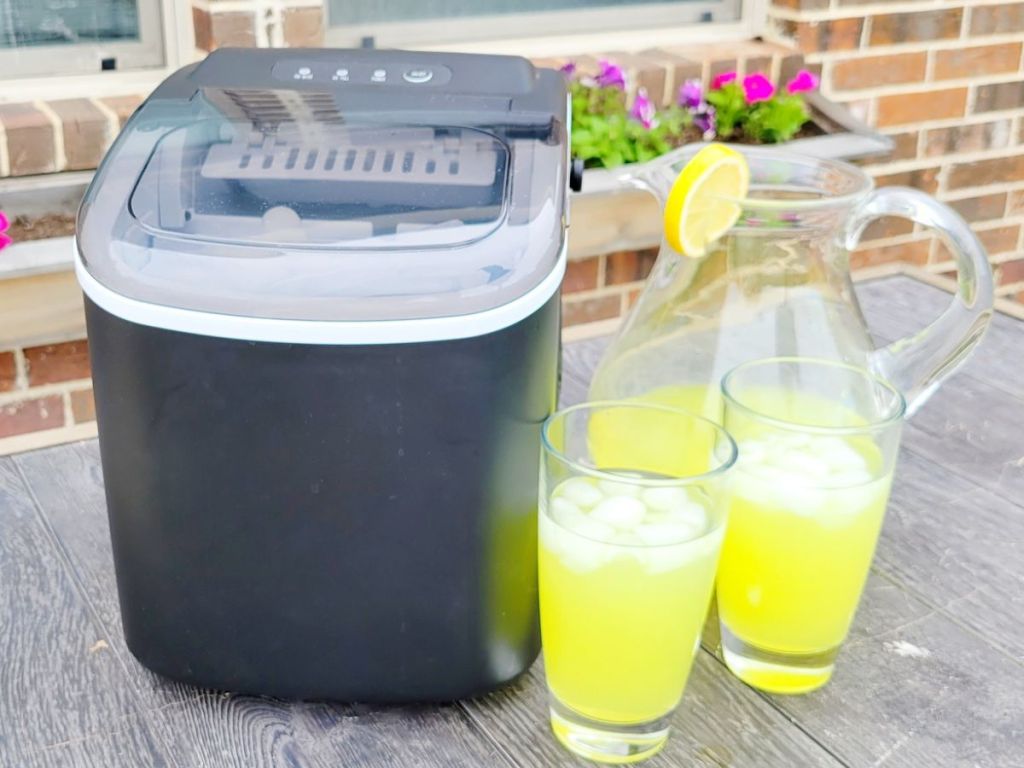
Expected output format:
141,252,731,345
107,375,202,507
0,0,165,78
326,0,745,48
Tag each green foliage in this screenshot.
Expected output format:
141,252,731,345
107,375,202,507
569,77,814,170
704,82,746,139
744,95,810,143
570,82,693,168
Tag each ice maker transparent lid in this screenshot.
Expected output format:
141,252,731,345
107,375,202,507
77,81,567,323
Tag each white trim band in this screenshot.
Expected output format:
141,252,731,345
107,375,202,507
75,240,566,345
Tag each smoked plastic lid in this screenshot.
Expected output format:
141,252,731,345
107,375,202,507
76,49,568,325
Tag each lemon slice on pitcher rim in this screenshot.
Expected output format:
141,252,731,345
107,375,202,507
663,143,750,257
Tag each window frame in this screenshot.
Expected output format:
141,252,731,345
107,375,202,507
0,0,183,83
325,0,756,51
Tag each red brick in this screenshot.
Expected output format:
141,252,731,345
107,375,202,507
0,352,16,392
934,44,1022,81
0,395,64,439
831,53,927,91
776,17,864,54
639,49,703,104
888,131,920,162
998,259,1024,286
948,155,1024,189
978,225,1020,255
211,11,256,48
876,88,966,128
923,120,1012,158
70,389,96,424
98,95,144,129
773,0,828,8
192,6,213,52
869,9,963,45
862,217,915,242
948,193,1008,223
873,166,940,195
562,295,621,326
970,3,1024,36
563,258,600,293
1008,190,1024,216
0,103,57,176
48,98,113,171
974,81,1024,114
23,341,90,386
851,240,931,271
778,52,807,85
282,6,323,47
605,249,658,285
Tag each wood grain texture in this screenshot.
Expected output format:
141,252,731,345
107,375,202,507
14,714,170,768
13,441,194,708
464,652,844,767
0,457,169,767
877,449,1024,663
150,694,514,768
757,573,1024,768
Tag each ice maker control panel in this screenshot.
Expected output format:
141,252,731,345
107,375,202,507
272,59,453,88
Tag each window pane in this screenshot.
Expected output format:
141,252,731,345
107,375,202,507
331,0,715,25
0,0,140,48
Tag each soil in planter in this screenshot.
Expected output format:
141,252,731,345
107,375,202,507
6,213,77,243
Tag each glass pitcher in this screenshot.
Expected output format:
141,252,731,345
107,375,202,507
588,145,994,418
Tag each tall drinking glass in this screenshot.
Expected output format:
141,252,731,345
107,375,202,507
717,357,905,694
539,402,736,763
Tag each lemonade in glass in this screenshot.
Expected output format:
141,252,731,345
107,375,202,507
539,403,736,763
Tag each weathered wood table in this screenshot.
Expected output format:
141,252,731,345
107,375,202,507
2,274,1022,768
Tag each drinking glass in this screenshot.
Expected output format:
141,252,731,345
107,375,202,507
717,357,905,694
539,402,736,763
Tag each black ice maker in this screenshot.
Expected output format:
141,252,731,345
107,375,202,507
75,48,568,701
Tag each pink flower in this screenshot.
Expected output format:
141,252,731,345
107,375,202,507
711,71,737,90
694,107,716,140
742,72,776,103
629,87,658,129
0,211,10,251
596,59,626,89
786,69,820,94
559,61,577,78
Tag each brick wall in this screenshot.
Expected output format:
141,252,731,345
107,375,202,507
764,0,1024,302
0,341,96,455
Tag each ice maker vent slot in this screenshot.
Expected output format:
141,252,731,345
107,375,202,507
201,129,500,187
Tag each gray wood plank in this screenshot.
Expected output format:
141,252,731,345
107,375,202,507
875,449,1024,663
463,651,844,768
749,573,1024,768
13,441,194,708
901,375,1024,504
15,714,169,768
17,441,520,768
0,457,170,767
150,694,514,768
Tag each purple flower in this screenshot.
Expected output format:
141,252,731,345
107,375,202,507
0,211,10,251
742,72,776,103
678,78,703,110
693,107,716,140
711,71,737,90
629,87,658,129
559,61,577,78
596,59,626,89
786,69,820,94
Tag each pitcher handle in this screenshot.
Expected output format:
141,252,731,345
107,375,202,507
845,187,994,415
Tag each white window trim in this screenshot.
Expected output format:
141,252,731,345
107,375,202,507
0,0,194,101
326,0,764,55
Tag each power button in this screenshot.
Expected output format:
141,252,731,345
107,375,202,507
402,68,434,84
